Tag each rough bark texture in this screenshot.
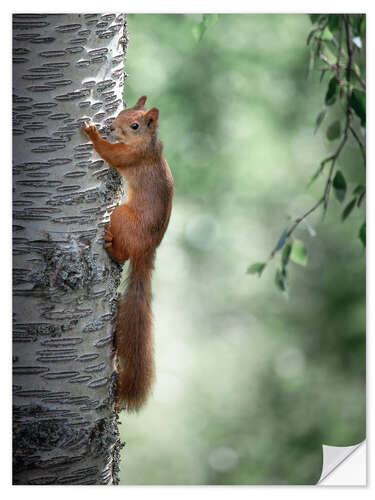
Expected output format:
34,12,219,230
12,13,128,485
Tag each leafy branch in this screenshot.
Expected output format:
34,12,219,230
248,14,366,292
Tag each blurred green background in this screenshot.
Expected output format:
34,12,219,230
119,14,365,485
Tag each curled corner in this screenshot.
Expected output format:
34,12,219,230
318,440,366,485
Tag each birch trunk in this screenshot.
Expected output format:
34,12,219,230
12,13,127,485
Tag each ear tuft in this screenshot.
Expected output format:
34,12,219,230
134,96,147,109
145,107,159,128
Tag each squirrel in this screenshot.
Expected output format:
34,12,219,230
82,96,174,412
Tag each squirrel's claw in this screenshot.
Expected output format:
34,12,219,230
104,229,114,242
81,121,97,135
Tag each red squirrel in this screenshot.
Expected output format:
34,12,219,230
82,96,174,411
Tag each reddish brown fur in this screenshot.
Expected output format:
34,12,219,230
82,96,173,411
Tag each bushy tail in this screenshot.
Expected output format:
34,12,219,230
115,251,155,412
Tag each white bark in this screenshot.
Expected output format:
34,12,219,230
12,13,127,485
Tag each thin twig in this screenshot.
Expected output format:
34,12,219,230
307,24,326,45
351,69,366,90
285,197,324,239
349,125,366,167
271,108,351,249
322,156,338,216
336,15,343,80
317,53,341,80
344,15,353,83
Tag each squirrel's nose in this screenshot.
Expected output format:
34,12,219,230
110,124,115,132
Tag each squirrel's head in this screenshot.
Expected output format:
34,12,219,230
110,96,160,147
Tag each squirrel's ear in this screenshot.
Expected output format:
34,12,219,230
134,96,147,109
145,107,159,129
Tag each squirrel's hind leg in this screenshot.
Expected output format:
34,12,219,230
104,226,129,263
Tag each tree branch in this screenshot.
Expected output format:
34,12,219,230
283,17,359,240
261,14,366,273
349,125,366,167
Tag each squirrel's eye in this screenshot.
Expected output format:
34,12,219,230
130,123,139,130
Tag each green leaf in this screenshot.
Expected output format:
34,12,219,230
353,184,365,196
281,242,292,268
332,170,347,202
325,77,339,106
357,190,366,208
326,120,341,142
314,107,327,134
353,63,361,77
328,14,339,32
342,198,357,220
247,262,266,276
359,221,366,247
192,23,205,42
274,229,288,253
322,46,337,64
275,268,286,291
320,26,333,41
193,14,219,42
349,89,366,127
290,239,308,267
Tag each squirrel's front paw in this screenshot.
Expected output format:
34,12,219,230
81,121,97,136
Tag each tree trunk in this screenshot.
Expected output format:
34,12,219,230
12,13,127,485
